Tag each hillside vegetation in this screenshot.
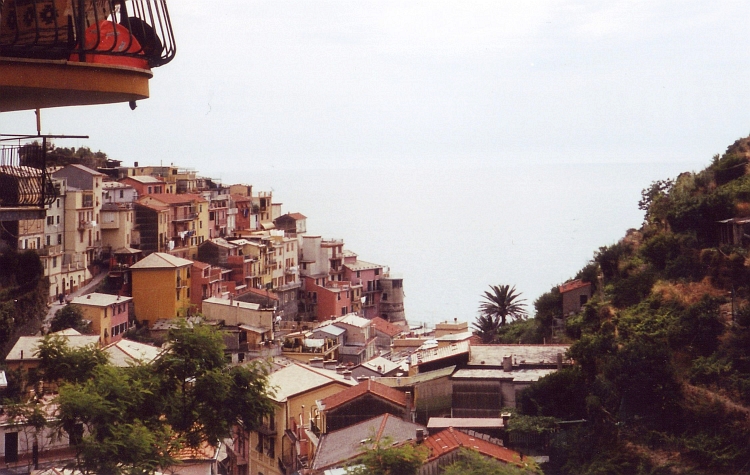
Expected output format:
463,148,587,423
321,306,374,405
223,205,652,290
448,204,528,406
515,137,750,474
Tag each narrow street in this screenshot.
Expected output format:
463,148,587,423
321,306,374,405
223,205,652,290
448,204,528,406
41,271,107,334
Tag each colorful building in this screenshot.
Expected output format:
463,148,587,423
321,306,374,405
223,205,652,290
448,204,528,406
70,293,133,344
130,252,193,327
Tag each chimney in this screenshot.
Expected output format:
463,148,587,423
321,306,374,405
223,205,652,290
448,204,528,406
501,412,511,427
502,355,512,372
134,161,139,167
87,294,91,299
336,365,345,374
324,360,337,371
404,391,412,422
557,352,563,370
343,370,351,380
310,357,324,368
415,428,425,444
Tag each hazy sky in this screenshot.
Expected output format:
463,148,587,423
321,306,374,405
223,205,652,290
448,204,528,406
2,1,749,173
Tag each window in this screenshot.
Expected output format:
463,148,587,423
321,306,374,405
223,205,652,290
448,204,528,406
56,216,60,224
47,216,54,225
383,293,388,301
356,271,360,278
52,256,57,267
120,189,124,198
580,295,588,306
58,234,62,244
341,307,347,315
375,269,380,276
46,235,51,246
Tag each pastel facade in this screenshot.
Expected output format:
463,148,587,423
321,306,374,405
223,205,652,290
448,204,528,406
137,193,209,260
70,293,133,344
229,363,355,475
130,252,193,326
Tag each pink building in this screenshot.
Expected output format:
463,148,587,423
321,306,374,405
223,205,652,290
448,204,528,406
120,175,167,196
191,261,228,313
343,258,384,320
302,276,354,322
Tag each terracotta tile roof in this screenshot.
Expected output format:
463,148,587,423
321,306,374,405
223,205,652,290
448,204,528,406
172,440,219,461
288,212,307,220
319,378,407,412
371,317,402,338
558,279,591,294
231,194,252,202
424,427,522,465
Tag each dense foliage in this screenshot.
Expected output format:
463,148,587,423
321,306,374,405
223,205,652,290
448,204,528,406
49,304,91,334
498,137,750,474
3,321,273,475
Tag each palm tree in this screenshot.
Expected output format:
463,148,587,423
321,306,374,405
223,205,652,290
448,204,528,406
473,285,527,343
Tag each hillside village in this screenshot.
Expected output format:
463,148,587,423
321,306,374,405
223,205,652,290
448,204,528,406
3,3,750,473
0,157,563,475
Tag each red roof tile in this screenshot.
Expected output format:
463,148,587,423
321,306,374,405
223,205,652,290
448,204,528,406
371,317,403,337
424,427,522,465
172,440,218,461
319,378,407,412
558,279,591,294
288,212,307,220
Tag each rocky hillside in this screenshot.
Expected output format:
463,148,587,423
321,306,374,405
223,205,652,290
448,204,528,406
517,137,750,474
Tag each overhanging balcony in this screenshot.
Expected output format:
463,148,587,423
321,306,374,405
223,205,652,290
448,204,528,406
0,0,176,112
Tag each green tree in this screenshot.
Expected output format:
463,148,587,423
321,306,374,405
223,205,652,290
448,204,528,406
50,304,91,334
49,321,273,474
441,448,540,475
474,285,527,343
346,437,429,475
36,334,108,385
56,364,178,475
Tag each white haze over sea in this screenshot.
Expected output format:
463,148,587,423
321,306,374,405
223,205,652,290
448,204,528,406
227,161,704,328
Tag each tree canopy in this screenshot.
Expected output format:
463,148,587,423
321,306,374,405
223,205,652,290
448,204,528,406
49,304,91,334
29,320,273,475
473,285,527,343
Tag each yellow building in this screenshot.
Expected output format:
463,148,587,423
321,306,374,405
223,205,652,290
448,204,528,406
130,252,193,327
230,363,356,475
70,293,133,344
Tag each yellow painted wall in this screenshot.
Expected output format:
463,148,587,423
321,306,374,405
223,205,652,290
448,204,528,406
131,266,192,326
77,304,108,341
250,382,350,475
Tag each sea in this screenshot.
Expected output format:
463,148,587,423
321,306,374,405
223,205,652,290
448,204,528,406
222,162,705,328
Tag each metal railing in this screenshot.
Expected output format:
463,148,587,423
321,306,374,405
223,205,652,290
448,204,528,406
0,141,56,208
0,0,176,68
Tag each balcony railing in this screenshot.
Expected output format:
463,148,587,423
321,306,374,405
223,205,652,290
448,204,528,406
0,0,176,68
38,244,62,255
0,141,56,210
172,212,197,222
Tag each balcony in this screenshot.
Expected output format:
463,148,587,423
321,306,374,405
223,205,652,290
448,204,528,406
0,141,57,220
77,220,94,230
0,0,176,112
38,244,62,256
172,212,197,222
